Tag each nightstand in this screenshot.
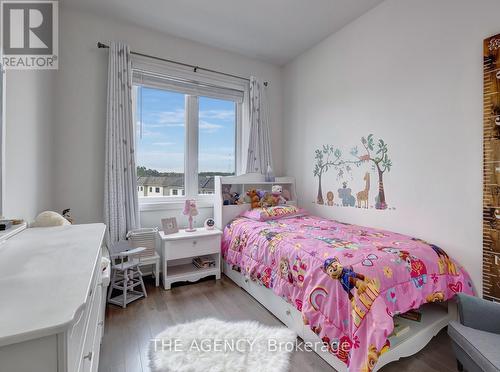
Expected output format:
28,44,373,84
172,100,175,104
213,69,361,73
159,228,222,290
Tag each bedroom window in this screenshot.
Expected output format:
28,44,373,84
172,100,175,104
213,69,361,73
132,65,244,207
198,96,237,195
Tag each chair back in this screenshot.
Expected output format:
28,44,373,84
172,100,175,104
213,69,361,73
126,228,158,258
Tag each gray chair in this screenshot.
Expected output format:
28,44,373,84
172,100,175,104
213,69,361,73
448,293,500,372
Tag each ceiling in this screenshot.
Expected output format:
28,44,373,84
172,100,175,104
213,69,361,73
63,0,385,65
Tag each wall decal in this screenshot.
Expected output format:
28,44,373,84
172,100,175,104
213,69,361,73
313,134,392,210
313,145,359,204
326,191,334,206
483,33,500,302
356,135,392,210
338,182,356,207
356,173,370,209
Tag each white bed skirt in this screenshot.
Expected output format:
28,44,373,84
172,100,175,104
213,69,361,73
223,260,455,372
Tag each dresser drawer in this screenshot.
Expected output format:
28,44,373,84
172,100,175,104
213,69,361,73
166,235,220,260
78,283,102,372
67,259,102,372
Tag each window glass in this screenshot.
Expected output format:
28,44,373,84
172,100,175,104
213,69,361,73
135,86,186,198
198,96,236,195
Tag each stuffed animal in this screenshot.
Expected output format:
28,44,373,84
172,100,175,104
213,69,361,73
247,189,260,209
259,192,277,208
256,189,267,200
271,185,287,205
222,185,233,205
238,194,250,204
230,192,241,205
32,211,71,227
62,208,74,224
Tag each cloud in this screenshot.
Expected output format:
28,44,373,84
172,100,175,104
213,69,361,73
152,142,175,146
199,121,223,133
140,109,185,128
200,109,235,121
136,123,164,138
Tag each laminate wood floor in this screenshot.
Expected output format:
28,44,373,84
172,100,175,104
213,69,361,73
98,275,458,372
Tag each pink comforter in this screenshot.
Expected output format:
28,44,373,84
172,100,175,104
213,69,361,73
222,214,473,372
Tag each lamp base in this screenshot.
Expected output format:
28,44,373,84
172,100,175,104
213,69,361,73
185,228,197,232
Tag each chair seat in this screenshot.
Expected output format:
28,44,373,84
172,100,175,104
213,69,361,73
448,320,500,372
137,252,160,264
112,260,141,270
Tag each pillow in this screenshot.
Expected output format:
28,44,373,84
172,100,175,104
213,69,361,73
241,205,306,221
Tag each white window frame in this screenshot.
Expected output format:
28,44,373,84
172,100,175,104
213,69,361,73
132,55,247,211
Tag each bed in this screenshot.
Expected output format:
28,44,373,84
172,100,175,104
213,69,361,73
214,174,474,372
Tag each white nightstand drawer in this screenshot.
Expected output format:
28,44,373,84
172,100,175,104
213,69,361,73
166,235,220,260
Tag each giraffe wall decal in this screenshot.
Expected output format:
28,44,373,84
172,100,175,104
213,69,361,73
356,172,370,209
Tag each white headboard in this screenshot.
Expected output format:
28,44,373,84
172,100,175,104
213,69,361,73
214,173,297,229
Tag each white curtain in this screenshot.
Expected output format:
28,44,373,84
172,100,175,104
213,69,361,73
104,42,139,246
246,76,273,174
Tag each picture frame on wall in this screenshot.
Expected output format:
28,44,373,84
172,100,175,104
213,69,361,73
162,217,178,235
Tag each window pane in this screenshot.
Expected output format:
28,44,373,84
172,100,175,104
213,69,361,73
198,96,236,195
135,86,185,198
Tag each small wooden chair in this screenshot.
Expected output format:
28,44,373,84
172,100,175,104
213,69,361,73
107,242,148,308
126,228,161,287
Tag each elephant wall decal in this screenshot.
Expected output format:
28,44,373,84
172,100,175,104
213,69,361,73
338,182,355,207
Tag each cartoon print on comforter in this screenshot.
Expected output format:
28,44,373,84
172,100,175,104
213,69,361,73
221,214,474,372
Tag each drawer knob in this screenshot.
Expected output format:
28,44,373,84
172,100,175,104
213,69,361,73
98,321,104,326
286,310,291,316
192,240,197,245
83,352,93,361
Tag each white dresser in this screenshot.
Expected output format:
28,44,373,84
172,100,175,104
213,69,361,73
0,223,109,372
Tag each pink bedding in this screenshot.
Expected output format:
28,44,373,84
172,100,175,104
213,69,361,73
221,213,473,372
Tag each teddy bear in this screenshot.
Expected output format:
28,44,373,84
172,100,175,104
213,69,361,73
246,189,260,209
271,185,287,205
323,257,367,300
259,192,277,208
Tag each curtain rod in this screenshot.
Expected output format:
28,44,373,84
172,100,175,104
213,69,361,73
97,42,269,86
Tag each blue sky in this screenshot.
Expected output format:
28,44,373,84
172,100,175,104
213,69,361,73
135,87,236,173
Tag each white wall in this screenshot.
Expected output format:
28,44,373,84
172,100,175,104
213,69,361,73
53,7,284,227
3,70,55,221
283,0,500,294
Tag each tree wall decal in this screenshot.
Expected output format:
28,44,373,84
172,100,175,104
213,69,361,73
313,145,362,205
356,134,392,210
313,146,344,205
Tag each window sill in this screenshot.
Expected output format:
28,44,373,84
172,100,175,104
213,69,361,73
139,197,215,212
